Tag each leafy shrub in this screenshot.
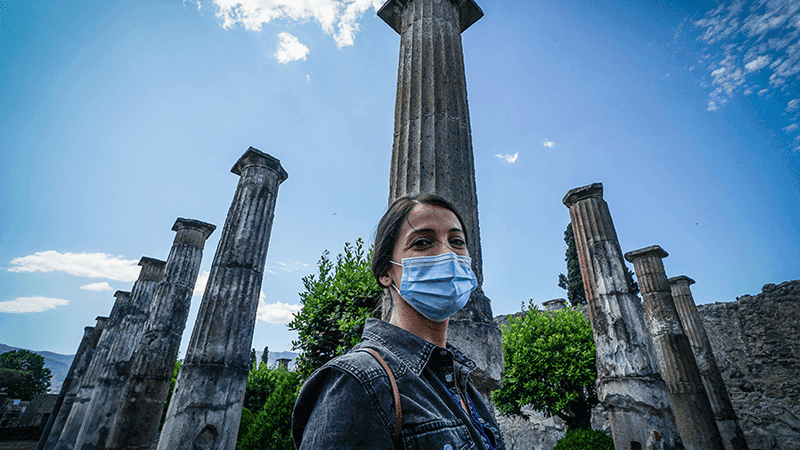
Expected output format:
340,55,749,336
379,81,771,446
554,429,614,450
237,367,300,450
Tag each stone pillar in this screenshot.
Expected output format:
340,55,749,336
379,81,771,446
378,0,502,397
669,276,749,450
40,317,107,450
563,183,682,450
106,218,216,450
156,147,287,450
71,257,165,450
55,291,132,450
542,298,567,312
625,246,724,450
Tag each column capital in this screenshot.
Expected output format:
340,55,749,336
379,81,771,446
113,290,131,299
172,218,216,238
624,245,668,262
668,275,695,286
138,257,166,281
378,0,484,34
563,182,603,208
231,146,288,183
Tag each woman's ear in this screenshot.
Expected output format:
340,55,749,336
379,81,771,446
379,272,392,289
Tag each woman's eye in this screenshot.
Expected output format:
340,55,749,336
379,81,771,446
411,238,432,248
449,237,466,248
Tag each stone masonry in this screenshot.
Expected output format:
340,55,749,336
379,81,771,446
156,147,286,450
378,0,503,398
563,183,682,450
106,218,215,450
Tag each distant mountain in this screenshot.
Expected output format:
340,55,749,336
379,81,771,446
254,349,298,370
0,343,74,394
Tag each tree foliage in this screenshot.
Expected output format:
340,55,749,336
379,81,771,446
492,302,597,430
0,350,52,400
554,429,615,450
558,222,639,305
237,364,300,450
288,238,381,379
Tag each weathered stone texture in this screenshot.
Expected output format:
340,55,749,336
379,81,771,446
106,218,215,450
156,147,286,450
697,280,800,450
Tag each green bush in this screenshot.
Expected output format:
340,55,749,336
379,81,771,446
237,367,300,450
554,429,614,450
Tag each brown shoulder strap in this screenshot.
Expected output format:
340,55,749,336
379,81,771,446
360,348,402,440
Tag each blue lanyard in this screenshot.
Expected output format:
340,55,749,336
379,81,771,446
448,388,498,450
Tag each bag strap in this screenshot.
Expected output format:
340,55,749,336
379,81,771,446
359,348,402,441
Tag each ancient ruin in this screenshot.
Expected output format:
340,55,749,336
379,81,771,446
71,257,164,450
669,276,748,450
38,317,106,450
378,0,503,398
156,147,287,450
563,183,682,450
624,246,724,450
106,218,215,450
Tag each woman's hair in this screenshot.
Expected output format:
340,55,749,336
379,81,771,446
371,194,468,321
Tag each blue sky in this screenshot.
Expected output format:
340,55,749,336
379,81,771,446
1,0,798,356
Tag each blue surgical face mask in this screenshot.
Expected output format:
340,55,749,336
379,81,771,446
390,252,477,323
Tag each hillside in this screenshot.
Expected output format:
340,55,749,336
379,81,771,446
0,343,74,394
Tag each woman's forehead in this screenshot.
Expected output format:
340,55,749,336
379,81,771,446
402,204,461,233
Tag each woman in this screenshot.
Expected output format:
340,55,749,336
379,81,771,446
292,194,504,450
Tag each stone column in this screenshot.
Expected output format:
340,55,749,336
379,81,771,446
563,183,682,450
55,291,132,450
107,218,216,450
378,0,502,398
625,246,724,450
40,317,107,450
156,147,287,450
669,276,749,450
72,257,165,450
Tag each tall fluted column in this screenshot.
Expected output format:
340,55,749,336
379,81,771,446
40,317,107,450
625,246,724,450
669,276,748,450
563,183,682,450
73,257,165,450
156,147,287,450
378,0,502,397
107,218,216,450
55,291,132,450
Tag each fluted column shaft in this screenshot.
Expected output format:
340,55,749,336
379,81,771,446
40,317,107,450
107,219,215,450
73,257,165,450
55,291,132,450
156,147,287,450
669,276,748,450
625,246,724,450
563,183,682,450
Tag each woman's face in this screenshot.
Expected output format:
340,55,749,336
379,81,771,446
379,203,468,289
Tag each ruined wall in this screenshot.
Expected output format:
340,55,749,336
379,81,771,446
697,280,800,450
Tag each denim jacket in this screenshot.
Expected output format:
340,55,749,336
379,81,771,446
292,318,505,450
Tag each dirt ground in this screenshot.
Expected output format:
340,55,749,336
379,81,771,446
0,441,37,450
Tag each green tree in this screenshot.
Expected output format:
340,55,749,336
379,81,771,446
554,429,615,450
160,359,181,430
237,366,300,450
0,350,52,400
492,302,597,430
558,223,639,305
288,238,381,379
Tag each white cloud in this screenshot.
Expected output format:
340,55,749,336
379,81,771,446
193,270,211,296
80,282,112,292
745,55,771,72
275,32,309,64
8,251,141,282
758,88,769,96
265,260,310,275
212,0,383,50
784,123,799,133
0,297,69,314
494,153,519,164
256,291,301,324
787,99,799,112
183,0,202,11
542,139,555,148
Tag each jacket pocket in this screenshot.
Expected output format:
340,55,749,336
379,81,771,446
402,419,476,450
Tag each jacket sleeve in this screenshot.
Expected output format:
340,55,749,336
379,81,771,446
292,366,395,449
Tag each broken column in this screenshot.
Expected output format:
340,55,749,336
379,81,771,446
563,183,682,450
55,291,132,450
378,0,502,397
39,317,107,450
156,147,287,450
669,276,749,450
625,246,724,450
106,218,216,450
71,257,165,450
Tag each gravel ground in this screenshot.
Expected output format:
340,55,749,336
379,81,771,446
0,441,37,450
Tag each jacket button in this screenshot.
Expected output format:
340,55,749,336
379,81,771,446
444,445,453,450
444,373,453,383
